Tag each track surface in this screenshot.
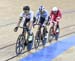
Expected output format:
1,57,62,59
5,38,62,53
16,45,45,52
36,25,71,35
0,0,75,61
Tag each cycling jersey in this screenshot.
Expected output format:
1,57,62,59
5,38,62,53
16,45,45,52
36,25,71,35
36,10,49,24
20,11,34,22
50,10,62,22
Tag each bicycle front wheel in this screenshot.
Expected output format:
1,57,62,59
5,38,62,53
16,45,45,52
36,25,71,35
48,27,54,43
16,34,25,55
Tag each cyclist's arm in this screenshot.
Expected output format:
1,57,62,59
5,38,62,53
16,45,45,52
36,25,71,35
16,17,23,27
29,11,34,29
16,12,24,27
56,10,62,21
36,10,40,24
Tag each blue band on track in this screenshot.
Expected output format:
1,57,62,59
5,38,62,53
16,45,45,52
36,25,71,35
20,35,75,61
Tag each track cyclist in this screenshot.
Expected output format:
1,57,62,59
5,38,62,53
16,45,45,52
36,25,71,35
35,5,49,46
50,7,62,34
14,6,34,45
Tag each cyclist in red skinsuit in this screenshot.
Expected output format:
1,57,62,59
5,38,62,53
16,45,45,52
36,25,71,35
50,7,62,34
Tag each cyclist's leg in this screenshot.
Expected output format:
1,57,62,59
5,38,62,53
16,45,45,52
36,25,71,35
36,17,44,40
38,17,44,34
55,22,60,34
23,18,33,44
56,22,59,29
23,21,27,38
50,21,57,34
54,21,58,34
27,21,32,35
24,18,33,35
23,19,29,46
25,19,33,51
43,26,48,35
37,24,41,40
33,16,36,24
49,21,54,34
40,17,45,30
40,17,47,46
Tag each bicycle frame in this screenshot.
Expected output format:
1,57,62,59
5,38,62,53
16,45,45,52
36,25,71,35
18,26,30,44
51,21,59,33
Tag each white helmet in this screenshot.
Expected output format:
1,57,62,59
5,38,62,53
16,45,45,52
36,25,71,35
52,7,58,11
39,6,45,11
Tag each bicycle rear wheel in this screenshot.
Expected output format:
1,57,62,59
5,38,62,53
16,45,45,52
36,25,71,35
16,34,25,55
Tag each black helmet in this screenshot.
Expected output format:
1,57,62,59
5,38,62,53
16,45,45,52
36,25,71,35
23,6,30,11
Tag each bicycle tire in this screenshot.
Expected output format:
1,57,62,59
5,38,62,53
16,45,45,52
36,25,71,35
16,34,25,55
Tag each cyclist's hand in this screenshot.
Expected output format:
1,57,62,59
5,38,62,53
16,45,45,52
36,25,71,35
56,17,61,20
42,23,46,27
14,27,18,32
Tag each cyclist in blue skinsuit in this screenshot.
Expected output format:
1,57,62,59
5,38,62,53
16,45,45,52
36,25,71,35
35,6,49,46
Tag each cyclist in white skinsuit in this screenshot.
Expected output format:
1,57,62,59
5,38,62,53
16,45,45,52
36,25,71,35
14,6,34,41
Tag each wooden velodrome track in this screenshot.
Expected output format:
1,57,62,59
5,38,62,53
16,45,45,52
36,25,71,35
0,0,75,61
